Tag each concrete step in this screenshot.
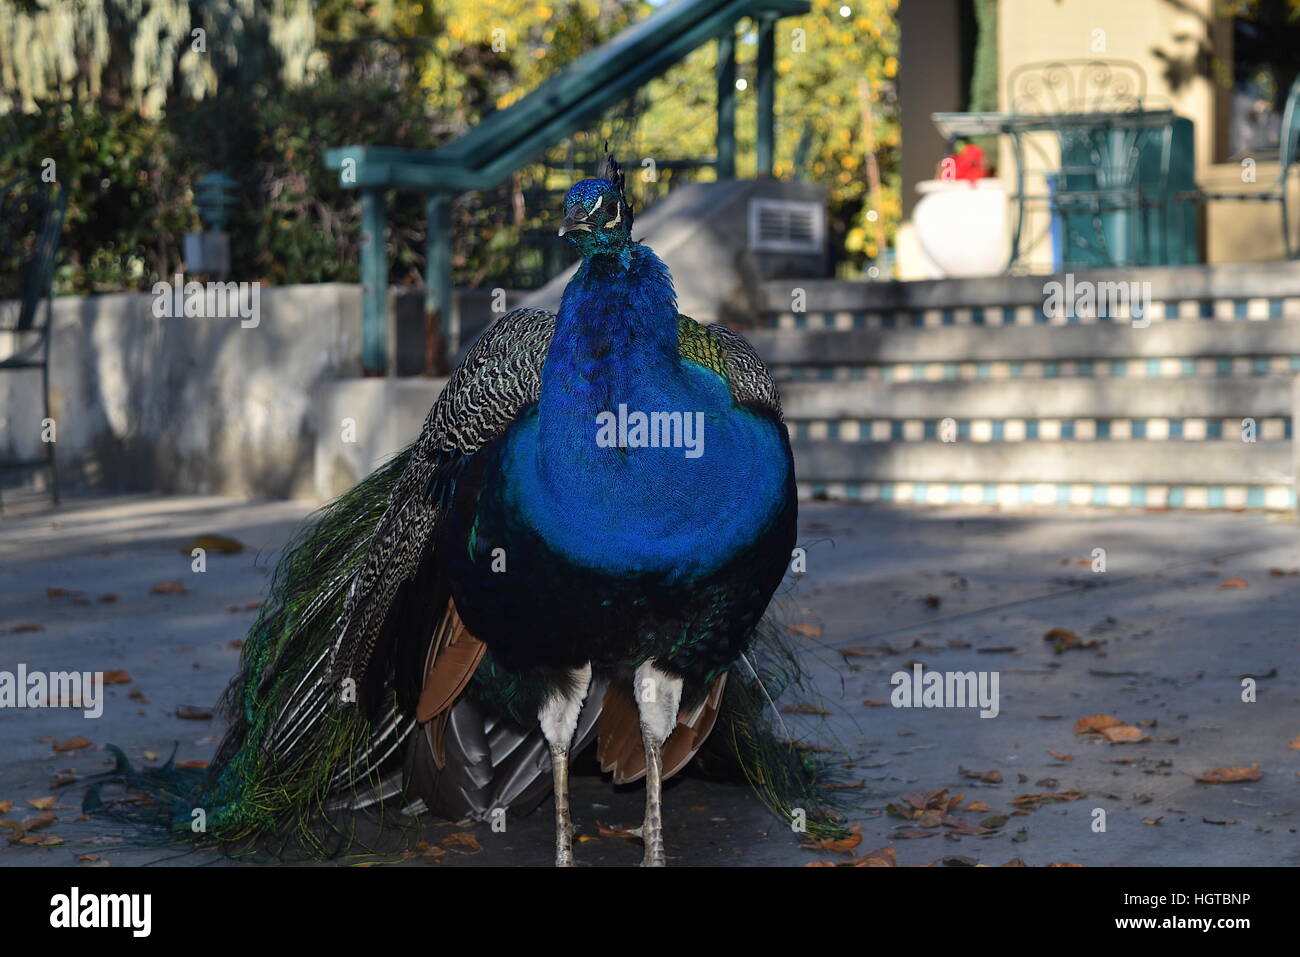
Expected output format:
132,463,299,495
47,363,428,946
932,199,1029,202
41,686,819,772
752,318,1300,367
790,438,1290,486
780,376,1294,421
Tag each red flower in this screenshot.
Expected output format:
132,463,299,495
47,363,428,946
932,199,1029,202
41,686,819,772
943,143,987,183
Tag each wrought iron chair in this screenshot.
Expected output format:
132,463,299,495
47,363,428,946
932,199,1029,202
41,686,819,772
1177,74,1300,259
1002,59,1190,269
0,174,67,509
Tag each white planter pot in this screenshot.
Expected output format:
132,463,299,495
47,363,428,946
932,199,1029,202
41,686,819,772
912,179,1008,278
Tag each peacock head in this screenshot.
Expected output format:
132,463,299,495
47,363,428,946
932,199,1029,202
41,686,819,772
558,155,635,256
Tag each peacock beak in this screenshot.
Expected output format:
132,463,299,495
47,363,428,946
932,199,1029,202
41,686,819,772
558,215,593,237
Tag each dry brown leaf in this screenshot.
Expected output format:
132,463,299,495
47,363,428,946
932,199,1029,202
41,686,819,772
1101,725,1149,744
800,823,862,853
52,737,91,752
1218,578,1248,589
1195,765,1262,784
964,801,993,812
8,623,44,633
1075,714,1124,735
175,706,213,720
150,581,188,595
1011,791,1086,807
441,831,482,851
19,833,63,846
1288,735,1300,751
1047,750,1074,762
175,760,208,769
77,854,100,862
854,846,897,867
893,829,939,839
595,821,640,840
102,670,132,685
958,765,1003,783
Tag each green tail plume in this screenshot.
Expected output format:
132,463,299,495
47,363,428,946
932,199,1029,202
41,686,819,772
86,446,417,856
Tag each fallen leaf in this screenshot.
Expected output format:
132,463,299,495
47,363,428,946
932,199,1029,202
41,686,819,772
175,760,208,769
1218,578,1248,589
893,829,939,839
19,834,63,846
150,581,188,595
102,670,131,685
855,846,896,867
52,737,92,752
21,812,56,832
98,594,118,603
1075,714,1124,735
922,595,942,608
800,823,862,853
595,821,640,840
1101,725,1149,744
1010,791,1086,807
45,588,83,599
1047,750,1074,762
862,698,890,707
142,751,159,762
8,623,44,633
441,831,482,852
958,766,1002,784
175,706,212,720
77,854,100,862
964,801,993,812
787,622,823,638
1288,735,1300,751
0,802,10,814
1195,765,1262,784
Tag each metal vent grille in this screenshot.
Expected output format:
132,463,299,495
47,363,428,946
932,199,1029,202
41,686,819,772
747,198,825,253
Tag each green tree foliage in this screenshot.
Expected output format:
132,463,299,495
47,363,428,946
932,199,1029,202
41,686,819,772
0,0,900,291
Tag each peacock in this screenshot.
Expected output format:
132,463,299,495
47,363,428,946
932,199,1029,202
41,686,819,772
89,155,832,866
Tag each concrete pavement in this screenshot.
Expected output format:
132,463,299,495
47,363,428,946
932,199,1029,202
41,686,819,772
1,492,1297,866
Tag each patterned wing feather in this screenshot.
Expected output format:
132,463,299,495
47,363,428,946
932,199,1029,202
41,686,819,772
330,307,555,708
677,315,783,419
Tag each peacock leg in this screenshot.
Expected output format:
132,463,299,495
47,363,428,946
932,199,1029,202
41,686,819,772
633,660,683,867
538,663,592,867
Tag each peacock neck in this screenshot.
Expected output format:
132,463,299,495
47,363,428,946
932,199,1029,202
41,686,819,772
538,244,684,455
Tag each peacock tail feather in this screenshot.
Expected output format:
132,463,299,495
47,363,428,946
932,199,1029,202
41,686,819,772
86,446,420,856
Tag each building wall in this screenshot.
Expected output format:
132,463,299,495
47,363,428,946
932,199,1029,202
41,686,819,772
896,0,1296,274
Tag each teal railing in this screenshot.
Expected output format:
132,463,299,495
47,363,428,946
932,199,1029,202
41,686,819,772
325,0,810,373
